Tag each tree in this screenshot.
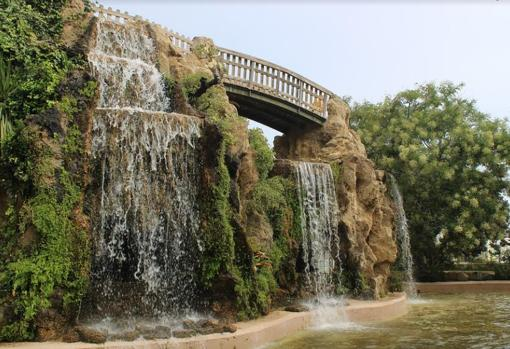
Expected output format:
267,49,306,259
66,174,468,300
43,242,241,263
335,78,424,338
350,82,510,280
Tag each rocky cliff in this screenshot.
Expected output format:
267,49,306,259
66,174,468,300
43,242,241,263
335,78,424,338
275,99,397,298
0,1,397,341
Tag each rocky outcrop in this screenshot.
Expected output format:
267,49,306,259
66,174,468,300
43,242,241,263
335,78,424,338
275,98,397,298
2,4,398,341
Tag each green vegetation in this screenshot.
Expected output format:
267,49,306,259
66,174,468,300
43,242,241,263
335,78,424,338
199,136,236,286
0,56,17,143
191,82,305,318
181,71,214,104
193,85,237,287
339,267,372,298
0,169,89,340
249,128,274,180
0,0,79,120
350,82,510,280
0,0,94,341
388,269,404,292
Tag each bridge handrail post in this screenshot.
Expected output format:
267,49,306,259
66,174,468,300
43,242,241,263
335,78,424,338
297,80,303,107
323,94,329,118
249,60,256,87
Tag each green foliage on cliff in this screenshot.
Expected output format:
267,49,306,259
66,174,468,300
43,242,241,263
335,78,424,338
181,71,214,105
0,171,89,340
0,1,95,340
243,176,302,314
199,137,235,286
192,83,304,319
350,82,510,280
194,86,236,286
248,128,274,180
0,56,18,143
0,125,90,340
0,0,78,121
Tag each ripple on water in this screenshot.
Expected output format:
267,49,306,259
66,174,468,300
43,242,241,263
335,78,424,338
268,293,510,349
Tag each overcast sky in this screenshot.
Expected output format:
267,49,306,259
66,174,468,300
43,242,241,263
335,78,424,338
99,0,510,143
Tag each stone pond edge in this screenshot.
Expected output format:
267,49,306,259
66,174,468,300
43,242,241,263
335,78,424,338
0,293,407,349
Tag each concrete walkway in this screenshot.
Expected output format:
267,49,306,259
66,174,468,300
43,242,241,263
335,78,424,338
0,293,407,349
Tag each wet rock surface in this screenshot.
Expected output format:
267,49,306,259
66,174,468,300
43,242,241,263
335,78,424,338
181,319,237,335
274,98,398,298
75,326,107,344
62,328,80,343
284,304,309,312
173,329,196,338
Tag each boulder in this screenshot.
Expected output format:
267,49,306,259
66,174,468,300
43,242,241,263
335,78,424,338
173,329,196,338
62,328,80,343
284,304,309,312
35,309,66,341
75,326,107,344
109,329,140,341
222,323,237,333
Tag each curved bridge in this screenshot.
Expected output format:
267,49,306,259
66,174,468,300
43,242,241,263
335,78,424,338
93,5,334,132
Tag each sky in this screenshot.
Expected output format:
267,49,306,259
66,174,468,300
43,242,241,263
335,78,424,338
98,0,510,143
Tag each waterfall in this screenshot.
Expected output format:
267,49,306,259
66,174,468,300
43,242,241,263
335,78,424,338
88,18,202,317
294,162,341,297
389,175,417,298
89,20,170,112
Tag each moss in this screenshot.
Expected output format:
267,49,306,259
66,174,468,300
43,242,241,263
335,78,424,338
330,161,343,184
62,124,83,157
388,269,404,292
245,176,302,305
192,41,219,60
199,136,235,286
78,80,97,99
55,96,78,117
181,71,214,104
340,267,372,298
194,85,238,145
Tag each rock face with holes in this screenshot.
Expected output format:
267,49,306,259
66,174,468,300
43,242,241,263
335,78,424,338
275,98,398,298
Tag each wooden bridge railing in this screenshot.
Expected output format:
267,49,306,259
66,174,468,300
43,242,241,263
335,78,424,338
92,4,332,120
218,47,331,118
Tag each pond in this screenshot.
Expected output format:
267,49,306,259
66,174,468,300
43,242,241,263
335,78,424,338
269,293,510,349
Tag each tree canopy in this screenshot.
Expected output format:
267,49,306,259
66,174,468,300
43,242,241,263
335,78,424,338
350,82,510,280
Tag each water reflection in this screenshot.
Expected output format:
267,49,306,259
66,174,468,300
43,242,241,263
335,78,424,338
269,293,510,349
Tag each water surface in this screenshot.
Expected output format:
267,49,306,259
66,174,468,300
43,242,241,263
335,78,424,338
269,293,510,349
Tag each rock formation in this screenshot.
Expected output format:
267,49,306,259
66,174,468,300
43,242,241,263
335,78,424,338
275,99,397,298
0,0,398,341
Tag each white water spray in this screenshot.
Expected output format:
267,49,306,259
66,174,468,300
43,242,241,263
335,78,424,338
88,18,202,317
389,175,417,298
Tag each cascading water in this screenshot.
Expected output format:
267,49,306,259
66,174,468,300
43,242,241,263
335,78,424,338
389,175,417,298
87,18,202,318
295,162,341,297
295,162,346,328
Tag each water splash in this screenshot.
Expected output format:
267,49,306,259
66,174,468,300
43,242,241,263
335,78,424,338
87,18,202,318
294,162,341,297
389,175,417,298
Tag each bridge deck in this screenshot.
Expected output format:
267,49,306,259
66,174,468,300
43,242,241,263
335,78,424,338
92,5,335,132
224,83,325,133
